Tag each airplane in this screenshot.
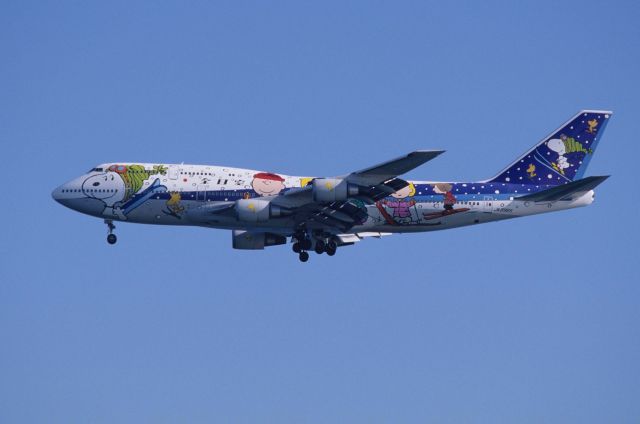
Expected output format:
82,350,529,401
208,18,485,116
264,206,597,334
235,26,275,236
52,110,611,262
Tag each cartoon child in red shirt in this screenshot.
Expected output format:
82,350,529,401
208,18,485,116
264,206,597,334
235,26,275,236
250,172,286,197
432,183,456,211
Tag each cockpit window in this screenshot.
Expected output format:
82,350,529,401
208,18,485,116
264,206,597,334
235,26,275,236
87,167,104,172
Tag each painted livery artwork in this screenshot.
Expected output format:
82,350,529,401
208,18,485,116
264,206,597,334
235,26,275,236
163,192,185,219
82,164,168,220
53,110,611,262
249,172,286,198
376,183,418,225
490,113,604,184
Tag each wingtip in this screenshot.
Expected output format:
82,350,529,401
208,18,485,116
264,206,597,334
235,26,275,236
579,109,613,116
411,149,445,156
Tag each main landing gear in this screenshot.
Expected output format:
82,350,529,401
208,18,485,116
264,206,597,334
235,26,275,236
292,231,339,262
105,219,117,245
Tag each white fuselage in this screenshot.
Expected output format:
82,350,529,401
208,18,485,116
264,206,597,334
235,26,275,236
52,162,595,236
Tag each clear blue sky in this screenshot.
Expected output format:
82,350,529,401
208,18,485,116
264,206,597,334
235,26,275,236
2,1,639,422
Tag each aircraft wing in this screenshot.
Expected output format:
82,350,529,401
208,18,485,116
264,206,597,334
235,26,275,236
334,231,393,246
191,150,444,234
346,150,445,186
273,150,444,208
273,150,444,232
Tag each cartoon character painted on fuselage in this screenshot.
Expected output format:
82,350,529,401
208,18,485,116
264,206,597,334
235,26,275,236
251,172,286,197
432,183,456,211
82,164,166,219
382,183,417,224
82,169,127,217
163,192,185,219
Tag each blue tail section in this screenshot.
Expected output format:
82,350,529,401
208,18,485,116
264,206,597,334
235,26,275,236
487,110,612,185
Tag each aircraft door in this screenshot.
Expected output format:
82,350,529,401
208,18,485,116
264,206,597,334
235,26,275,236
483,196,494,212
197,185,209,201
168,165,179,180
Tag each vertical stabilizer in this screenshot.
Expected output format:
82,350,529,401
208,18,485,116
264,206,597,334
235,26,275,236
487,110,611,185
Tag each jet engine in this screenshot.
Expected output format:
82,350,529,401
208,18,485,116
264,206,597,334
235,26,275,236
235,198,285,222
232,230,286,250
312,178,359,202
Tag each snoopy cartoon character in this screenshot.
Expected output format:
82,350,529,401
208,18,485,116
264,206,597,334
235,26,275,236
546,138,570,174
81,164,167,219
82,169,127,217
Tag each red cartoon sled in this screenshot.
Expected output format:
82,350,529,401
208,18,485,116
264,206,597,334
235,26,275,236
422,207,470,221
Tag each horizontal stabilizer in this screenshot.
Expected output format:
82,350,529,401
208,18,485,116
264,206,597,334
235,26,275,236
517,175,609,202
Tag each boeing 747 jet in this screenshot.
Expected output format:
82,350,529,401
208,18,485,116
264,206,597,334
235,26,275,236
52,110,611,262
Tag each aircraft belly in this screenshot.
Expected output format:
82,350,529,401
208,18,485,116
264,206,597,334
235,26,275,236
117,199,189,225
86,193,592,231
56,197,106,218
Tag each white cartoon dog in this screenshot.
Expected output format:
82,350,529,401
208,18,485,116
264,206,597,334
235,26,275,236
82,171,127,219
547,138,570,174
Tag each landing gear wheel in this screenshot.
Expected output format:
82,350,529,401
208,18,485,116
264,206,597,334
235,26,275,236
325,240,337,256
301,239,312,250
292,242,301,253
314,240,325,254
104,220,117,245
299,251,309,262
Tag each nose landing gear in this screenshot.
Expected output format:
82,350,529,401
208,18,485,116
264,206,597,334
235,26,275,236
105,219,117,245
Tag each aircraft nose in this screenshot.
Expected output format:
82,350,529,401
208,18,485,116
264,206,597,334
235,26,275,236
51,185,63,202
52,181,79,206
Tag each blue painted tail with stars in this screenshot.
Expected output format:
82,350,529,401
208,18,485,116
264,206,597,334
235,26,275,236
486,110,612,186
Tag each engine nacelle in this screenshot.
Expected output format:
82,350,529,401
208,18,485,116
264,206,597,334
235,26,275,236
312,178,359,203
232,230,286,250
235,198,285,222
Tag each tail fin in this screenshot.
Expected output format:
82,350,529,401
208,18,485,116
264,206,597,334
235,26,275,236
486,110,612,185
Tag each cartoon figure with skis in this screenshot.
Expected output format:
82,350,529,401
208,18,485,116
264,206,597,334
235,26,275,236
432,183,456,210
422,183,469,221
547,135,592,175
163,192,185,219
378,183,417,224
